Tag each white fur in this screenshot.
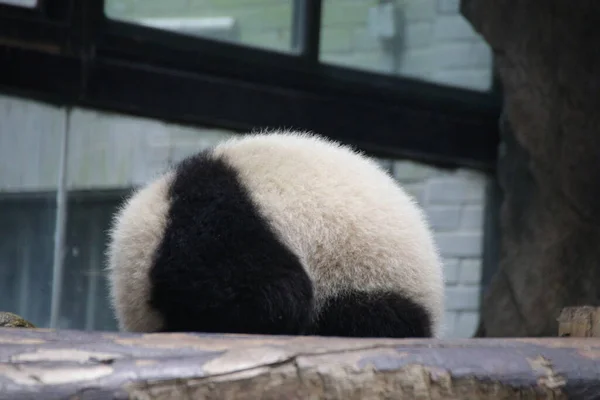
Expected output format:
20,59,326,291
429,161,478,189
213,131,445,336
107,130,445,336
105,172,173,332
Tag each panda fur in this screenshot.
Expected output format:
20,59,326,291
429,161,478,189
106,130,445,338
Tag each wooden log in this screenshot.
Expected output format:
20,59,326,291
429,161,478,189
0,328,598,399
558,306,600,338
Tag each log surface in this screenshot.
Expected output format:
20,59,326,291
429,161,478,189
0,328,599,399
558,306,600,338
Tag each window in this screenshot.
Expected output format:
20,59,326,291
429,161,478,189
0,95,62,328
0,93,492,337
105,0,296,52
0,0,500,171
320,0,492,91
0,0,500,338
104,0,493,92
0,0,38,7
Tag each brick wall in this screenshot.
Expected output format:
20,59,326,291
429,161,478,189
374,158,487,338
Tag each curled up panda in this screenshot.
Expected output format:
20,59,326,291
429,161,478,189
106,131,445,338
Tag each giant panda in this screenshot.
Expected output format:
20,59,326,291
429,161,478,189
106,130,445,338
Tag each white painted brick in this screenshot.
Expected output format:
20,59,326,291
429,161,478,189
445,287,480,311
0,94,65,192
353,28,381,52
104,0,134,18
131,144,171,185
454,311,480,337
169,125,233,144
433,15,478,41
402,22,433,49
461,205,484,229
454,168,488,182
397,48,436,78
393,160,439,182
460,259,482,285
444,258,460,285
170,143,203,164
467,41,493,67
404,0,436,21
425,178,485,205
431,69,493,91
437,0,460,14
441,311,457,338
323,51,390,74
426,206,461,231
430,42,492,69
435,233,482,257
402,182,425,205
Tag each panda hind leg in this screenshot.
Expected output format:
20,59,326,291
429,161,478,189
309,290,433,338
149,259,315,336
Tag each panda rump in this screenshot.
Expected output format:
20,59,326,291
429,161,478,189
105,130,445,338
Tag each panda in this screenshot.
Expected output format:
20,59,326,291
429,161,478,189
106,130,445,338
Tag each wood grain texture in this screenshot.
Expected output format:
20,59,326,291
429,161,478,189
0,328,599,399
558,306,600,338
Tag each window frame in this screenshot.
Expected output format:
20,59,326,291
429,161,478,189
0,0,501,171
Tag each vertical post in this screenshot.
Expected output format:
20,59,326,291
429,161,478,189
291,0,322,62
49,107,70,329
480,176,502,300
558,307,600,338
290,0,302,51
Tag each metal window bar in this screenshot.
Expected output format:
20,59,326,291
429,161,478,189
49,107,70,329
291,0,322,61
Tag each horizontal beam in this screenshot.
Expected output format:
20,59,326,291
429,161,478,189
0,328,597,399
0,44,500,171
0,0,501,170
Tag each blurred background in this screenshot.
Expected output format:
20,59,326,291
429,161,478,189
0,0,500,338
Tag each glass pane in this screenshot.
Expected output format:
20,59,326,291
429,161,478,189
55,108,235,331
104,0,295,52
0,0,39,8
0,94,63,328
320,0,493,92
389,162,489,338
59,107,487,338
56,195,122,331
0,93,490,337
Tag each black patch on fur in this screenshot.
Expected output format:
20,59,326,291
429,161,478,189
309,290,433,338
148,151,314,335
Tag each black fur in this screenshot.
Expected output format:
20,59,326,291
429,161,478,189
147,151,433,339
148,151,314,335
309,290,433,338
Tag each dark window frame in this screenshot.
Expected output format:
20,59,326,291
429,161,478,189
0,0,501,171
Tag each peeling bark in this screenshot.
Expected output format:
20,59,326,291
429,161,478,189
462,0,600,337
1,328,599,399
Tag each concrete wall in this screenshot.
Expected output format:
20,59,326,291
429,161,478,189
105,0,493,91
0,94,488,337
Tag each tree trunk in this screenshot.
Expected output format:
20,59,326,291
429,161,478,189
462,0,600,337
2,327,600,399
